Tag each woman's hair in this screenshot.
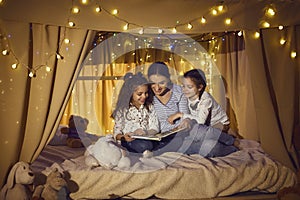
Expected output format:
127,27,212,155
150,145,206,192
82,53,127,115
183,69,207,99
111,72,151,118
147,61,171,80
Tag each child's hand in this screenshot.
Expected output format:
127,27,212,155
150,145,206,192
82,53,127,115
133,128,146,136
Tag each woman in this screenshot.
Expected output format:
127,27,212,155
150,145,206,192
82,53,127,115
112,72,159,153
147,61,192,153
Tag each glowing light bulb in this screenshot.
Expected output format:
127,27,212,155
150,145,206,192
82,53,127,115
225,18,231,25
291,51,297,58
200,17,206,24
172,27,177,33
2,49,9,55
263,21,270,28
266,8,275,17
254,32,260,38
112,9,118,15
95,6,101,13
11,63,17,69
278,25,284,30
81,0,88,4
158,29,163,34
138,28,144,35
68,21,75,27
279,38,286,45
64,38,70,44
212,9,218,15
123,23,129,31
72,7,80,14
238,31,243,36
187,23,193,29
218,5,224,12
46,66,51,72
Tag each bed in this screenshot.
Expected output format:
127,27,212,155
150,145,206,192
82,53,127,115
31,138,296,200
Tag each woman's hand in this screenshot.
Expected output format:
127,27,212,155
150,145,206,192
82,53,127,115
167,112,183,124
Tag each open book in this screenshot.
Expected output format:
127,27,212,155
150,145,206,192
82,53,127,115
131,126,187,141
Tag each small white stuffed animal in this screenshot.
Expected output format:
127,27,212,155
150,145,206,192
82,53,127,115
84,134,131,169
0,161,35,200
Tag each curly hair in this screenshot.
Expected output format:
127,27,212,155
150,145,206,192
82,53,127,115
111,72,152,118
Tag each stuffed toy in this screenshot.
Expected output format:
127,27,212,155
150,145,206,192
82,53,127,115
84,134,131,169
32,168,68,200
277,169,300,200
61,115,95,148
0,161,35,200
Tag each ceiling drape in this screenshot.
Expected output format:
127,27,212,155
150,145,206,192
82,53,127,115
0,21,96,185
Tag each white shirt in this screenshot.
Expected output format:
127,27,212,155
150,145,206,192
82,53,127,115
182,91,229,126
113,104,159,138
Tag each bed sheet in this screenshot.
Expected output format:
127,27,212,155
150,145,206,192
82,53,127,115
31,139,297,199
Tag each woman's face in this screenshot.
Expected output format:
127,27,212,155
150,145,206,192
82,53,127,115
131,84,148,108
182,77,202,101
149,74,169,96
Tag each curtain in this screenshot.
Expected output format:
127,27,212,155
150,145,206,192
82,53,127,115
0,21,96,185
244,26,299,170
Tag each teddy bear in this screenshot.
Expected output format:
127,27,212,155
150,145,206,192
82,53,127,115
61,115,98,148
32,168,68,200
0,161,35,200
84,134,131,169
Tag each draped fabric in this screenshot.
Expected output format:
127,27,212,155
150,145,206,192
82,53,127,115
0,21,96,185
0,20,299,187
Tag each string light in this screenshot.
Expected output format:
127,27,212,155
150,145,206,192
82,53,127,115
112,9,118,15
224,18,231,25
95,6,101,13
279,38,286,45
291,51,297,58
72,7,80,14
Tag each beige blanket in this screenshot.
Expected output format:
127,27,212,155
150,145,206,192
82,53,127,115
32,139,296,199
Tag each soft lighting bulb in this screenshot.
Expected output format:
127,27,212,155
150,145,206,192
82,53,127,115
11,63,17,69
266,8,275,17
112,9,118,15
123,23,129,31
29,71,34,78
279,38,286,45
254,32,260,38
158,29,163,34
291,51,297,58
238,31,243,36
68,21,75,27
138,28,144,35
81,0,88,4
225,18,231,25
218,5,224,12
200,17,206,24
172,27,177,33
72,7,80,14
263,21,270,28
64,38,70,44
187,23,193,29
45,66,51,72
212,9,218,15
95,6,101,13
2,49,9,55
278,25,284,30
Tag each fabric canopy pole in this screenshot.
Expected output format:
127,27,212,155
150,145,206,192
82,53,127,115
0,21,96,186
244,26,299,171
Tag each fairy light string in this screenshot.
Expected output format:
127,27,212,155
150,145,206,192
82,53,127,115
0,0,297,78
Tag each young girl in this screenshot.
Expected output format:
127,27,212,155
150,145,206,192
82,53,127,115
168,68,230,132
112,72,159,154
